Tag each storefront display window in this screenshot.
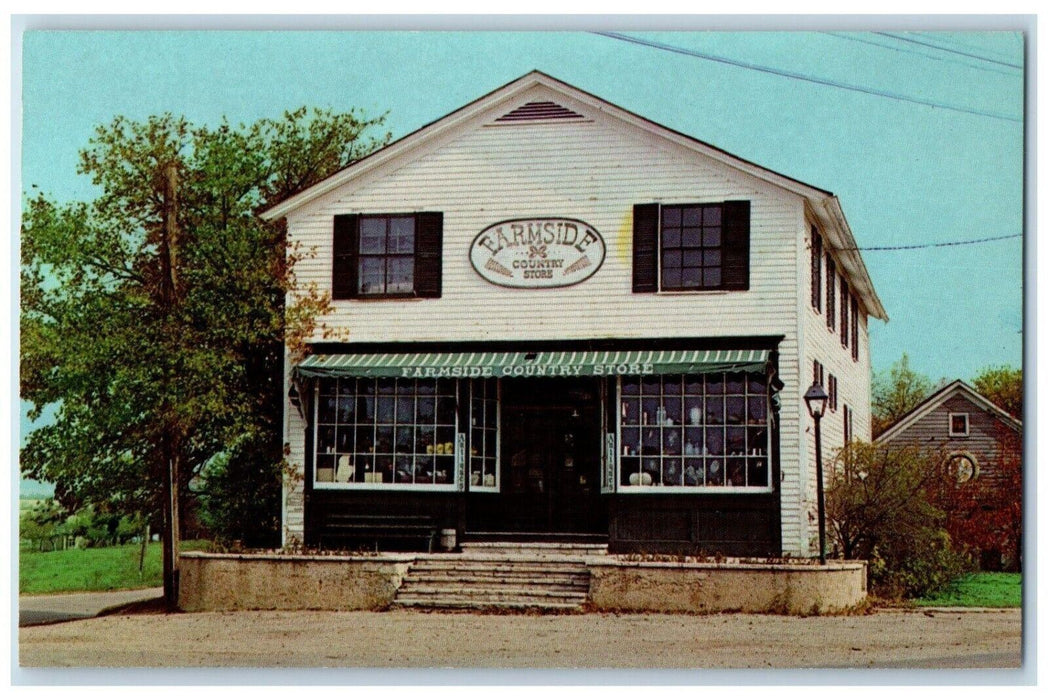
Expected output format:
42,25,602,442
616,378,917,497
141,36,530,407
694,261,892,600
469,378,499,490
313,377,458,489
618,372,770,490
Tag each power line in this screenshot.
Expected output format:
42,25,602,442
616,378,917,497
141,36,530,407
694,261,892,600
841,233,1021,252
593,31,1022,123
822,32,1022,78
874,32,1023,70
910,31,1022,63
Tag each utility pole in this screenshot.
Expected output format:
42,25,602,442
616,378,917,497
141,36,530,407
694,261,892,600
160,162,181,608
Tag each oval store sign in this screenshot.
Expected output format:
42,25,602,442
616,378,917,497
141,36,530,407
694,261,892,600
469,218,606,288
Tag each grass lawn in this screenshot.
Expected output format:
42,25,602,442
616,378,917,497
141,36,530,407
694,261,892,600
914,572,1022,608
19,540,209,595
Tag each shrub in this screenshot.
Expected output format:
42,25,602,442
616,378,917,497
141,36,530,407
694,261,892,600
827,441,970,599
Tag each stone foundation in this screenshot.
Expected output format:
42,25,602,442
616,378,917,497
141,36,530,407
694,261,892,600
178,551,867,615
178,552,414,612
587,559,867,614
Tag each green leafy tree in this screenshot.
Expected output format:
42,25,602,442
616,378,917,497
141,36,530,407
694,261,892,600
871,354,935,437
19,499,68,551
972,365,1022,419
827,441,969,598
21,108,389,590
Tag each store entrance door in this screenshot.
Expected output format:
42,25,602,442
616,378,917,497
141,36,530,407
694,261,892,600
496,378,605,534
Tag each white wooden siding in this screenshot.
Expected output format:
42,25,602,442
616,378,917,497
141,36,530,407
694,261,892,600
798,223,873,555
289,117,799,344
278,89,876,554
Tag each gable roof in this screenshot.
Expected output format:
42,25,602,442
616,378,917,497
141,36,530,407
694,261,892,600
875,379,1022,443
261,70,887,320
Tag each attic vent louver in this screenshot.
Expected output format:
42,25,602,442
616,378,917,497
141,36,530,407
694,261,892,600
495,101,585,122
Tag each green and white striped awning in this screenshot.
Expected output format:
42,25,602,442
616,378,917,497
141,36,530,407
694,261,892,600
295,348,770,379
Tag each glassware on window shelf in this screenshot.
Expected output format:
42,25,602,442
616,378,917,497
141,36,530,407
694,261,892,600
688,405,701,425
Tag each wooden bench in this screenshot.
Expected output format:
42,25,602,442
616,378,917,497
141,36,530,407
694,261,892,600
319,513,438,553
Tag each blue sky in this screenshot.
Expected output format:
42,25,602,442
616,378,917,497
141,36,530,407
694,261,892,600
18,29,1024,439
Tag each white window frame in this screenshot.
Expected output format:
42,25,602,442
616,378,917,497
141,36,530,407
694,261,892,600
312,377,461,492
616,373,774,494
948,412,970,437
945,451,979,483
468,378,501,492
655,202,729,294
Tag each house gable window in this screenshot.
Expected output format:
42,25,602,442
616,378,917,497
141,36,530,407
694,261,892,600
945,452,979,483
632,201,750,293
332,212,443,299
949,412,970,437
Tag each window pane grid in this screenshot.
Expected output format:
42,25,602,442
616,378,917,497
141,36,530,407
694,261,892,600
315,377,456,487
469,378,499,489
619,372,770,489
660,204,724,291
357,215,416,296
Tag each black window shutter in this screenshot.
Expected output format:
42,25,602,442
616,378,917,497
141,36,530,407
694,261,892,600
632,203,659,293
722,200,750,290
415,212,443,298
332,214,359,300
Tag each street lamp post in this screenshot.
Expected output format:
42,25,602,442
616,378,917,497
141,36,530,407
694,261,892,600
804,382,829,565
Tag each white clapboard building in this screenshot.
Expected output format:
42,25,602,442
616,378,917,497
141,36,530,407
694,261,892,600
262,71,887,557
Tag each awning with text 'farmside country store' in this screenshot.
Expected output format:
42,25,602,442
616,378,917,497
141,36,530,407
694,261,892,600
295,349,770,379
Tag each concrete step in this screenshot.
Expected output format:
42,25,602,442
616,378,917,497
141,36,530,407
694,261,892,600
402,573,588,587
393,542,596,611
398,582,587,597
400,581,587,595
409,560,588,574
394,597,584,611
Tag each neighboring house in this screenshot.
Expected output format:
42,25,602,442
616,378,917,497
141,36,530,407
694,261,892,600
261,71,887,557
875,380,1022,568
875,380,1021,483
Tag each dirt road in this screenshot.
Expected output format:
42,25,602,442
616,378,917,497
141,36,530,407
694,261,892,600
18,607,1021,669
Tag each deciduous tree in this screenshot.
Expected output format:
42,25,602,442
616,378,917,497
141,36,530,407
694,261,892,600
972,365,1023,419
21,108,389,599
871,354,935,437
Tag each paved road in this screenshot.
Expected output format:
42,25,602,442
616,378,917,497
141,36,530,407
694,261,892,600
18,588,163,627
18,606,1022,669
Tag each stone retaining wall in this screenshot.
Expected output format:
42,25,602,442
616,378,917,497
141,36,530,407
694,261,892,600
587,559,867,614
178,552,414,612
179,552,867,615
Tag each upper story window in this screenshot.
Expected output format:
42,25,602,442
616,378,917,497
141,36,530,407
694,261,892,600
840,277,850,348
949,412,970,437
332,212,443,300
632,201,750,293
358,216,416,295
851,295,860,362
811,228,822,312
826,256,836,331
660,204,724,289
